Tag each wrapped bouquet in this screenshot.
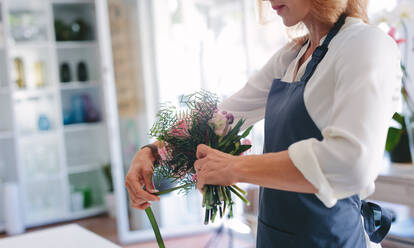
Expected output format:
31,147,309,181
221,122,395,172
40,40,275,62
146,90,253,247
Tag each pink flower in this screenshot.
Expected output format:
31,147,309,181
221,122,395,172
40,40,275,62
191,174,198,182
226,113,234,124
158,145,169,161
388,27,406,45
209,112,229,136
169,119,191,138
241,139,252,156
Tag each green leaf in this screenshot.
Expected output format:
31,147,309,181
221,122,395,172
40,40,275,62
386,127,403,152
240,125,254,139
393,112,405,127
233,145,251,155
218,119,245,147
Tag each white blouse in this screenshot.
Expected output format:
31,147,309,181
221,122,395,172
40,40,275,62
219,17,401,247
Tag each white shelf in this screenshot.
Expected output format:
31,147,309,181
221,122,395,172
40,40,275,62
25,173,62,183
56,41,97,49
9,41,51,50
0,131,13,139
26,205,107,228
63,122,103,132
69,205,107,219
68,163,102,174
13,87,55,99
18,130,59,140
51,0,95,4
60,81,99,90
0,0,118,232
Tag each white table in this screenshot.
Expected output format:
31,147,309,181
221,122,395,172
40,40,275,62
369,161,414,247
0,224,121,248
370,162,414,210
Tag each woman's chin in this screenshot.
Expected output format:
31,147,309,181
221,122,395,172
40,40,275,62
281,17,300,27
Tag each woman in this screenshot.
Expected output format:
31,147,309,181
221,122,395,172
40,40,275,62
125,0,401,247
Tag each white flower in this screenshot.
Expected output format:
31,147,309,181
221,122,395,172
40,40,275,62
370,10,394,26
392,1,414,21
371,1,414,27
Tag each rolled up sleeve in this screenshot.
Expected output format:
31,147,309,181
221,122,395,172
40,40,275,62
288,28,402,207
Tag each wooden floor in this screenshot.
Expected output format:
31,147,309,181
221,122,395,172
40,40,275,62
0,214,255,248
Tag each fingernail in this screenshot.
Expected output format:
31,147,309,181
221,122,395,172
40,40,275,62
149,189,159,193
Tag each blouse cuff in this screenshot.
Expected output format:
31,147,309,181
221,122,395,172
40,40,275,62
288,139,337,208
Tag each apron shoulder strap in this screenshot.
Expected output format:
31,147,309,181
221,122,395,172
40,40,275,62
301,14,347,83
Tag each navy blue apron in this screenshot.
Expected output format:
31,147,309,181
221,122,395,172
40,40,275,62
258,14,392,247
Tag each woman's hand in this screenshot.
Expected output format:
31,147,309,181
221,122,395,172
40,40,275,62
194,144,241,190
125,147,160,210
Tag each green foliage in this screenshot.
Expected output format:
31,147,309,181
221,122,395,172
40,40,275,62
386,113,406,152
102,163,114,193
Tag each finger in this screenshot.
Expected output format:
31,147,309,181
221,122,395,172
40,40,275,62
196,174,205,191
127,179,159,202
194,160,202,173
142,167,158,193
139,186,160,201
196,144,211,159
125,171,143,197
126,181,149,206
125,179,141,200
132,202,151,210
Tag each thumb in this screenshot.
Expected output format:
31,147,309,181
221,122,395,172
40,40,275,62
196,144,212,159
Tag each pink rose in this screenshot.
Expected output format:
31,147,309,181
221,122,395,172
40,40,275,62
158,145,169,161
241,139,251,146
208,112,228,136
169,119,191,138
241,139,252,155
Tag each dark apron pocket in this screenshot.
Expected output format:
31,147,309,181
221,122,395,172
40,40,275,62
257,218,296,248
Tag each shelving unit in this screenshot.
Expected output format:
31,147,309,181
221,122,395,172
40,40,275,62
0,0,118,230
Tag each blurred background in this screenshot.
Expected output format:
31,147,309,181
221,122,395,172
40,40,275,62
0,0,414,247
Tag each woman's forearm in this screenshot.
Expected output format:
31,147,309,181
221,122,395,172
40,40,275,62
235,151,318,194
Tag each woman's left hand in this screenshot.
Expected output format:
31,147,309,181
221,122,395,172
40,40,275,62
194,144,241,190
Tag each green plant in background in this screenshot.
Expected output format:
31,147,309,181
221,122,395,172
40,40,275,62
386,113,406,152
103,163,114,193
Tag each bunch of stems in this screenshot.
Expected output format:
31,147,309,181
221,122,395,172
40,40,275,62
202,184,249,225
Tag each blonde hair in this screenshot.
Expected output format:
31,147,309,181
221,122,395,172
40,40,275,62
311,0,369,24
257,0,369,44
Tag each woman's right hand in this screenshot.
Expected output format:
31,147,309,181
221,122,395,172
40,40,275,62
125,146,160,210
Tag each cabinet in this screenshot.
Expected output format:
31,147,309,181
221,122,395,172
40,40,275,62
0,0,121,230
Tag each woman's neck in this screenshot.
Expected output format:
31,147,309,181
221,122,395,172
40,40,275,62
303,17,333,49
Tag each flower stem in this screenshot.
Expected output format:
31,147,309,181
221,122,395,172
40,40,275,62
231,184,247,195
229,186,250,205
145,207,165,248
154,183,194,196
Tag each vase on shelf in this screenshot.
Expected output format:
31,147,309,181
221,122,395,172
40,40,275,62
77,61,88,82
13,58,26,89
60,62,72,83
34,60,46,88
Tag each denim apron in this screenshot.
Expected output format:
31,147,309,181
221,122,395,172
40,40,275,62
257,14,392,248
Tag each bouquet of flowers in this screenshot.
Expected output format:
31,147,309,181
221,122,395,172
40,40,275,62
145,90,253,248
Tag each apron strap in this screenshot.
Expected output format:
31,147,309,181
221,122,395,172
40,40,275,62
301,14,347,83
360,200,393,243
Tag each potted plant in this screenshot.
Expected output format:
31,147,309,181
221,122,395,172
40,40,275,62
386,113,412,163
374,2,414,164
103,163,116,218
